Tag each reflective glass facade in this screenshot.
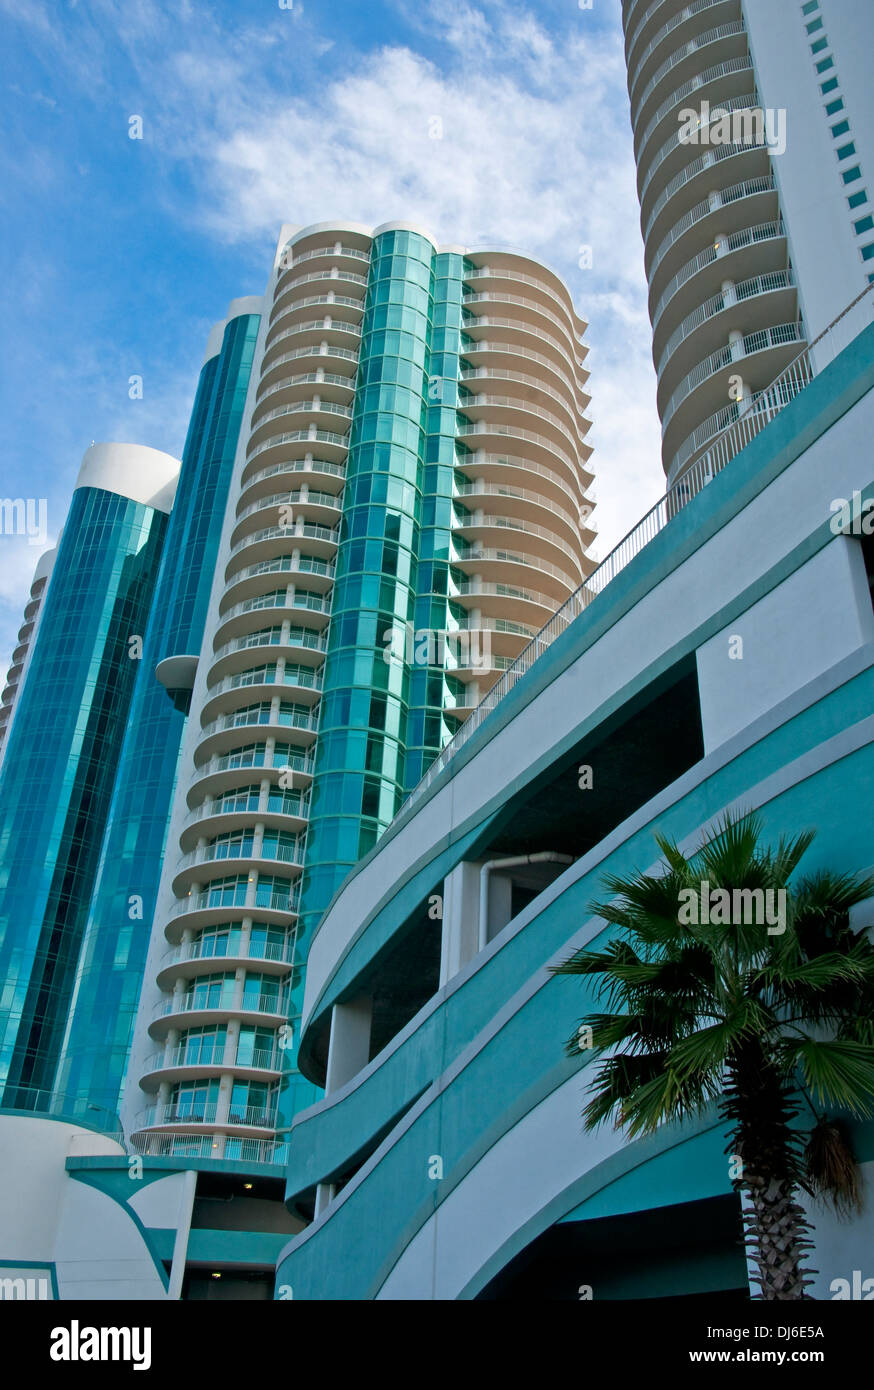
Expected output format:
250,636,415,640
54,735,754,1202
0,486,168,1111
54,313,260,1122
298,230,435,947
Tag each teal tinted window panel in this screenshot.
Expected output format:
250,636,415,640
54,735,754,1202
0,487,168,1111
816,57,834,73
848,190,869,209
825,99,844,116
820,77,839,94
862,243,874,262
854,215,874,235
52,313,261,1123
810,37,827,54
842,166,863,184
836,142,857,160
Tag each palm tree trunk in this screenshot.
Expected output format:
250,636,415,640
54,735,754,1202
725,1052,816,1299
739,1174,816,1299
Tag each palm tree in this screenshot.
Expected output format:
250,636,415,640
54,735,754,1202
552,812,874,1300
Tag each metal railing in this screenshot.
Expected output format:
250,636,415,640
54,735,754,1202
648,172,776,285
397,282,874,815
131,1134,289,1165
637,55,755,162
657,269,795,376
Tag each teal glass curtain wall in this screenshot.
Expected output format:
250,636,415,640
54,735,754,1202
0,486,169,1112
54,313,260,1124
275,231,435,1109
299,230,435,941
405,251,466,788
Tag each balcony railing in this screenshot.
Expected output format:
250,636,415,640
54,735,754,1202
657,269,795,376
398,282,874,815
661,321,805,434
153,988,292,1021
648,172,777,286
144,1043,286,1074
130,1134,289,1166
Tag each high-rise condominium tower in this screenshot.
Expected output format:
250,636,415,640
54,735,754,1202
622,0,874,487
0,221,594,1176
119,221,594,1166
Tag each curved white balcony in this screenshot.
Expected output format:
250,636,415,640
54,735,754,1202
254,370,357,421
457,391,588,459
453,513,584,579
644,136,769,250
465,265,587,335
161,887,301,947
245,428,350,471
451,580,560,622
636,53,755,165
132,1134,289,1166
271,269,367,318
239,459,346,507
186,749,315,809
454,481,583,537
247,400,354,455
149,986,293,1031
653,218,786,341
261,319,362,369
463,292,584,355
140,1042,286,1090
456,419,591,485
626,0,686,69
172,842,304,898
667,325,809,479
459,350,591,415
662,320,804,442
632,19,746,129
231,493,344,550
222,555,335,609
639,90,760,209
455,449,594,501
657,268,796,383
134,1100,278,1134
629,0,739,109
280,244,370,272
268,291,363,328
452,545,580,600
648,172,777,289
258,344,359,393
194,707,320,765
462,314,589,386
226,523,340,573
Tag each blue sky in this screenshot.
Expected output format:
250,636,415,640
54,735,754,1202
0,0,664,675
